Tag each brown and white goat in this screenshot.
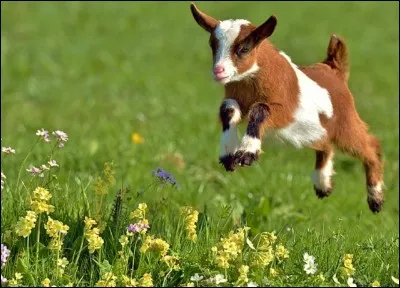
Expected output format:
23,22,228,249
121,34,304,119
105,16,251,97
190,3,384,213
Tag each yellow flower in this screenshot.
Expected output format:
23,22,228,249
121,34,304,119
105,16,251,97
251,246,274,268
275,244,289,261
42,278,51,287
236,265,249,286
120,235,129,247
122,275,138,287
370,280,380,287
84,217,97,230
180,283,195,287
45,217,69,238
139,273,153,287
130,203,147,220
87,234,104,254
57,257,69,268
15,211,37,238
96,272,117,287
213,227,250,269
9,273,23,287
258,231,277,250
132,133,144,144
341,254,356,276
180,206,199,242
33,187,52,201
317,273,325,282
30,200,55,214
163,255,180,270
48,237,64,251
140,236,169,257
269,268,278,278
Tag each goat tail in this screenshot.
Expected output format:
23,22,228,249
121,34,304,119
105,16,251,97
323,34,349,82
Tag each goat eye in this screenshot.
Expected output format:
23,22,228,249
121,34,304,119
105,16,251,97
236,46,250,56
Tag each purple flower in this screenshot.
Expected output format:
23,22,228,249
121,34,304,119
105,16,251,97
127,224,140,233
26,166,43,177
1,244,10,268
151,167,177,186
36,129,51,142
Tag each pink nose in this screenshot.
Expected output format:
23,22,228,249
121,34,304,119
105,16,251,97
213,65,225,74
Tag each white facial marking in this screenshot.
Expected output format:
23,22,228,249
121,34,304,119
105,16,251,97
312,152,335,191
220,99,241,157
237,135,261,154
272,51,334,148
213,19,259,84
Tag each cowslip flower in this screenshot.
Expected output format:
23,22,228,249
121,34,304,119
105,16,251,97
2,147,15,154
275,243,289,261
33,187,52,201
84,218,104,254
8,273,23,286
96,272,117,287
36,129,51,142
119,235,129,247
163,255,180,270
269,268,278,278
180,206,199,242
139,273,153,287
30,200,55,215
15,211,38,238
130,203,148,220
42,278,51,287
342,254,356,276
122,275,138,287
132,132,144,144
140,236,169,257
370,280,380,287
1,244,11,268
52,130,68,147
57,257,69,268
236,265,249,285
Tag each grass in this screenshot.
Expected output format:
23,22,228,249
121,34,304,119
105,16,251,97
1,1,399,287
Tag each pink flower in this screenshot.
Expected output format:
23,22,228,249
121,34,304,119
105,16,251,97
48,160,59,168
36,129,51,142
2,147,15,154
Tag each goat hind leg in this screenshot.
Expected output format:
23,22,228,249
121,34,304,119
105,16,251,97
313,146,335,198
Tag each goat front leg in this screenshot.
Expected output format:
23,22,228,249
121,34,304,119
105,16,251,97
233,102,269,167
219,99,242,172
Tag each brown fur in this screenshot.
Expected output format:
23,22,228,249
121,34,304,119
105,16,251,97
190,3,384,213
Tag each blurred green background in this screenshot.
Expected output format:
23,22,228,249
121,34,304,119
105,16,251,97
1,0,398,257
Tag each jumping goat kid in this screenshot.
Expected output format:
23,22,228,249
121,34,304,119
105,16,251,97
190,3,384,213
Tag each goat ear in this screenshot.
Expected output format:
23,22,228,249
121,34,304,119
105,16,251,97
190,3,219,33
246,15,277,47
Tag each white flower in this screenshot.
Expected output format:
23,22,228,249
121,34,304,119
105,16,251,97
304,261,317,275
36,129,51,142
347,277,357,287
247,281,258,287
52,130,68,142
190,273,204,282
2,147,15,154
333,274,341,284
27,166,42,176
41,164,50,171
48,160,59,167
1,172,5,191
208,274,227,285
246,237,256,250
392,276,399,285
303,252,316,264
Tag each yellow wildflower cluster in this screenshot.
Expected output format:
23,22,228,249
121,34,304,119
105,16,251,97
270,268,278,278
370,280,380,287
96,272,117,287
56,257,69,275
130,203,147,220
212,227,249,269
180,206,199,242
8,273,23,287
275,243,290,262
251,232,277,268
94,162,116,196
15,210,37,238
129,203,150,235
45,216,69,251
140,235,170,257
30,187,55,215
119,235,129,247
42,278,51,287
163,255,180,271
236,265,249,286
121,273,153,287
341,254,356,276
84,217,104,254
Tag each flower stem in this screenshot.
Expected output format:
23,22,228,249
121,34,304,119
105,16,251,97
35,214,42,276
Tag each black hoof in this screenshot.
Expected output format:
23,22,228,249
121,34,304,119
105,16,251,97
314,186,333,199
219,154,237,172
233,150,259,167
368,196,383,213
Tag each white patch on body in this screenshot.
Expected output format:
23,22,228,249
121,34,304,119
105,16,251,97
220,99,241,157
237,135,261,154
312,152,335,191
271,51,334,148
214,19,259,84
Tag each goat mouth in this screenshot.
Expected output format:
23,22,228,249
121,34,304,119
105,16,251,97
213,74,229,82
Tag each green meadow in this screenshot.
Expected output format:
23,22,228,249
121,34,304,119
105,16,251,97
1,1,398,287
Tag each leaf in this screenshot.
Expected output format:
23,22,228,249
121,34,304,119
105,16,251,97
246,237,256,250
17,257,35,285
93,259,112,275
